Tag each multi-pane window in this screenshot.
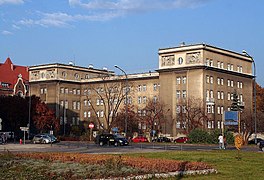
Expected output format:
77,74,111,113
217,121,221,129
77,101,80,110
182,76,186,84
143,96,147,104
221,78,224,85
227,93,231,100
60,87,64,94
77,89,80,95
231,80,234,87
176,90,181,98
217,61,221,68
176,106,181,113
207,121,211,129
73,89,76,94
138,96,142,104
65,88,68,94
182,106,187,113
96,99,100,106
217,106,220,114
210,90,214,98
221,106,224,115
176,77,181,85
221,92,224,100
88,111,91,118
237,81,243,89
73,101,76,110
84,112,87,118
227,79,230,87
100,110,104,117
237,65,243,73
153,96,158,103
142,84,147,91
65,100,68,109
240,94,243,102
227,63,230,70
153,84,157,91
142,110,146,116
206,75,210,83
60,100,64,107
210,76,213,84
207,105,211,113
220,62,224,69
138,85,142,92
84,100,87,106
209,60,213,66
182,90,187,98
217,78,220,85
230,64,234,71
217,91,221,100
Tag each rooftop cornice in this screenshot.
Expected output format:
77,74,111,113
159,43,252,62
29,63,115,74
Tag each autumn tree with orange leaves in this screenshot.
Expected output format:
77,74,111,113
31,96,59,133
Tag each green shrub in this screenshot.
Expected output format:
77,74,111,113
188,129,210,143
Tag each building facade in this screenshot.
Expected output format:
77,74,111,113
0,57,29,97
29,44,254,136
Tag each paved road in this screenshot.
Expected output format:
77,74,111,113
0,141,261,154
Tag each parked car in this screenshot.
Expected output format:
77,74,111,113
131,136,148,143
32,134,58,144
259,140,264,151
152,137,171,143
248,138,264,145
174,137,189,143
95,133,129,146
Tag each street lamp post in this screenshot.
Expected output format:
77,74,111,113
242,50,257,144
114,65,128,136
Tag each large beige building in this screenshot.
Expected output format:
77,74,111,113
29,43,253,136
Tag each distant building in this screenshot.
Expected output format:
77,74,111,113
29,43,254,136
0,57,29,97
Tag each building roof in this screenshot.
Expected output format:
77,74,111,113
0,57,29,89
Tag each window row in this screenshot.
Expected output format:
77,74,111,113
59,116,80,125
206,90,243,102
176,76,187,85
176,90,187,99
206,59,243,73
61,71,91,80
60,87,81,95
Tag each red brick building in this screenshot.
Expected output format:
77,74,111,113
0,57,29,96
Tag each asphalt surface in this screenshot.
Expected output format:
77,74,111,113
0,141,261,154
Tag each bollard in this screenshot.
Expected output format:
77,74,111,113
19,139,22,144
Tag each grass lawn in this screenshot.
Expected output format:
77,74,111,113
130,150,264,179
0,149,263,179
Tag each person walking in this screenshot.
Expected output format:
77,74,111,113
218,134,224,149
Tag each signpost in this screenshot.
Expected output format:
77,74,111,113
88,123,94,141
20,127,29,144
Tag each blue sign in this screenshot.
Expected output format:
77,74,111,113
112,127,118,132
224,111,238,126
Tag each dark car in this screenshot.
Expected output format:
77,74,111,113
96,134,129,146
259,140,264,151
248,138,264,144
152,137,171,143
174,137,189,143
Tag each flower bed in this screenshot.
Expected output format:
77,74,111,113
15,152,216,178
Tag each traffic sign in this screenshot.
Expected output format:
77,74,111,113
20,127,29,131
88,123,94,129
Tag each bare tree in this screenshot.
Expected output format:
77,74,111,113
176,97,208,134
113,105,140,135
138,99,168,136
85,76,132,132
